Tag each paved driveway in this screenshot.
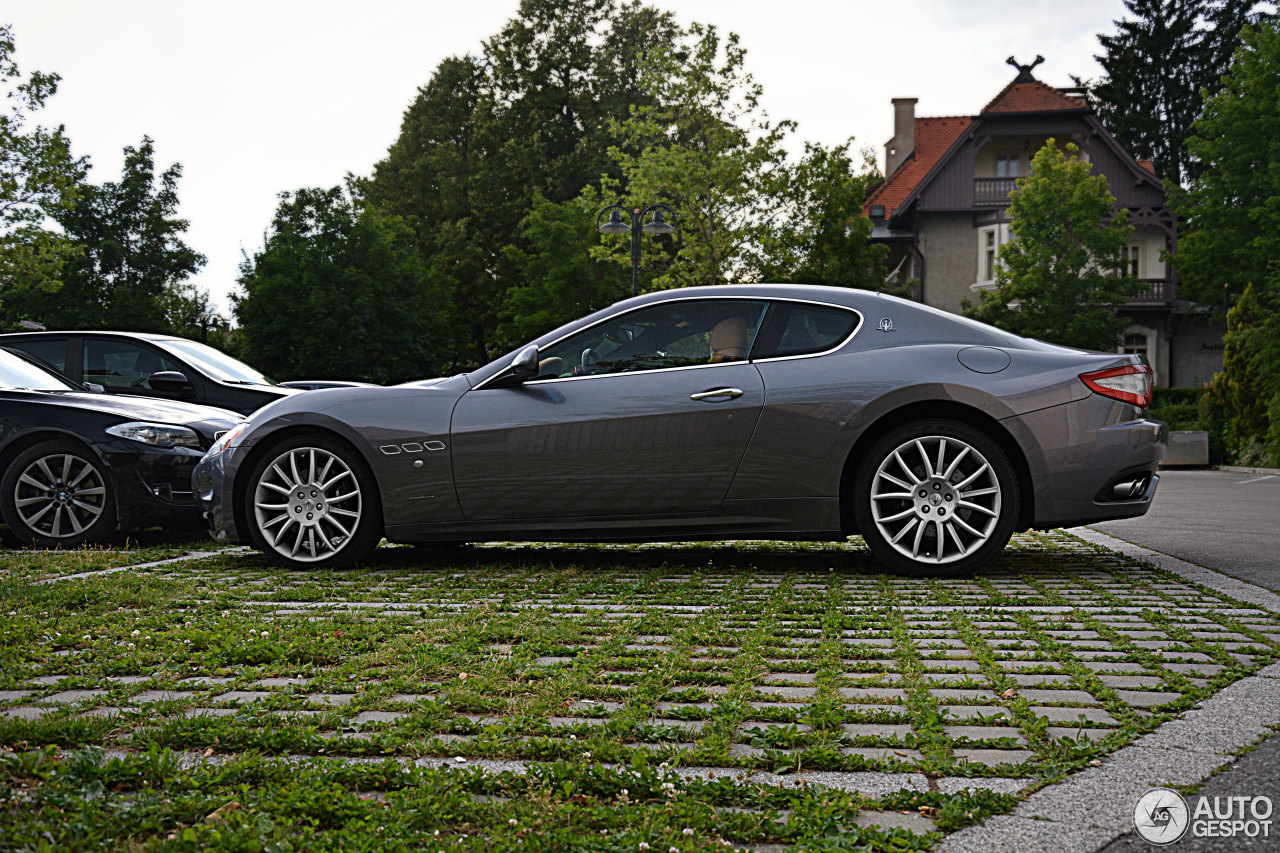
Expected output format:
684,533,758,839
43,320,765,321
3,531,1280,850
1094,469,1280,592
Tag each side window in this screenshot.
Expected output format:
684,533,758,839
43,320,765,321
751,302,860,360
532,300,767,380
83,340,184,391
9,339,70,373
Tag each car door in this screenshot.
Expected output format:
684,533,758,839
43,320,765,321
81,338,202,404
5,337,72,376
449,299,769,521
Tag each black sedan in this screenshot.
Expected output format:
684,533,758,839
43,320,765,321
0,331,299,415
195,284,1165,575
0,348,239,548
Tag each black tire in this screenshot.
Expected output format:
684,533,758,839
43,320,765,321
852,419,1019,577
242,433,383,569
1,439,116,549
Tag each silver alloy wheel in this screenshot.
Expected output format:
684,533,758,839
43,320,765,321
253,446,362,563
13,453,108,539
869,435,1002,565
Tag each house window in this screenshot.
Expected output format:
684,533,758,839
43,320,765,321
996,154,1020,178
1122,333,1148,357
975,225,1011,290
1123,246,1140,278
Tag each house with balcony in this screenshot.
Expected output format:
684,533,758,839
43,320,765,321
864,58,1223,387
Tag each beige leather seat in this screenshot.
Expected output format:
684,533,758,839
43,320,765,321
537,356,565,378
709,317,748,363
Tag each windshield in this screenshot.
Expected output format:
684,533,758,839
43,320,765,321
0,349,78,391
155,339,276,386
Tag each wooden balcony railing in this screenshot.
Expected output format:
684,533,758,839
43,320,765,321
1127,278,1175,304
974,178,1018,206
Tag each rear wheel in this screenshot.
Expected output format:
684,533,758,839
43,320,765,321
1,439,116,548
853,419,1019,576
244,434,382,569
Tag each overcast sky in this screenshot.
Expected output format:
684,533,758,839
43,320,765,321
7,0,1130,314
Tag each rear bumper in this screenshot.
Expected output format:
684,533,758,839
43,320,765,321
1004,400,1167,529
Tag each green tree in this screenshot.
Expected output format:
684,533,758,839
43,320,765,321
0,25,86,305
233,186,449,384
964,141,1142,351
761,142,889,289
498,189,626,344
1087,0,1264,185
598,25,887,293
1174,19,1280,308
1178,19,1280,464
361,0,678,366
1206,281,1280,463
599,23,795,289
6,137,206,331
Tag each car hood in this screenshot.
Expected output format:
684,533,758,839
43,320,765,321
393,376,452,389
1,389,242,425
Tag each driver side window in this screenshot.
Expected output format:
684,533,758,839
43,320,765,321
83,340,184,391
533,300,767,380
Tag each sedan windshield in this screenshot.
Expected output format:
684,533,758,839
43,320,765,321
0,350,78,391
155,339,276,386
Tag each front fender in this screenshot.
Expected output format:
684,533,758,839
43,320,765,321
225,385,467,534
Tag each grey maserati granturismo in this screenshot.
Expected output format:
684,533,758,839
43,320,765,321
193,285,1165,575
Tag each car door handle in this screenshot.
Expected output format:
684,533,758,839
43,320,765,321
690,387,744,401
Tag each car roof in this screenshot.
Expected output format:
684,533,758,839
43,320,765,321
0,330,185,342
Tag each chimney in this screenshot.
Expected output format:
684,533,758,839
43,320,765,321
885,97,918,177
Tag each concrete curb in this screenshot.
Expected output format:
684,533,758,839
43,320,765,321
1074,527,1280,613
1214,464,1280,476
937,530,1280,853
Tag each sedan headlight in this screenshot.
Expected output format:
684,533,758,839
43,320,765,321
206,421,251,456
105,422,202,449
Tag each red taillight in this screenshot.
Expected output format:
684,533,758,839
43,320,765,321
1080,364,1153,408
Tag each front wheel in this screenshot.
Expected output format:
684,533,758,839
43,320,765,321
853,419,1019,576
1,439,116,549
245,434,383,569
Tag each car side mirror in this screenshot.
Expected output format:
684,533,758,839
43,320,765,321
149,371,194,393
82,382,105,394
489,345,540,388
512,345,539,379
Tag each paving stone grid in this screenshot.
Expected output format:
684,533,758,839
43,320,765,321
3,530,1280,843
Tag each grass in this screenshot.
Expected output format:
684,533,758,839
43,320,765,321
0,530,1278,850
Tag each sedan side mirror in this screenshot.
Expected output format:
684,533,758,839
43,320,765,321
82,382,105,394
149,371,194,394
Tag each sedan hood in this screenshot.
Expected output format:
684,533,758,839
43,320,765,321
3,389,242,425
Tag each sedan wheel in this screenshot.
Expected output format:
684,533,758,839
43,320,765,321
1,440,115,548
247,435,382,568
854,420,1019,575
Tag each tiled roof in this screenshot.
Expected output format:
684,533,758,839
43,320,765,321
981,80,1087,114
865,116,972,219
1138,159,1156,174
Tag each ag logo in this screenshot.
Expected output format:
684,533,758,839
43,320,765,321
877,317,895,332
1134,788,1189,845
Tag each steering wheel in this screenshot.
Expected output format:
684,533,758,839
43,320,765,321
581,348,600,374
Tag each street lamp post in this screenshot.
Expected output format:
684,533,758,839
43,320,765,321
186,313,226,343
595,203,678,297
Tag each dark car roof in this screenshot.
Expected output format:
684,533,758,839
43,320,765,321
0,330,183,341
